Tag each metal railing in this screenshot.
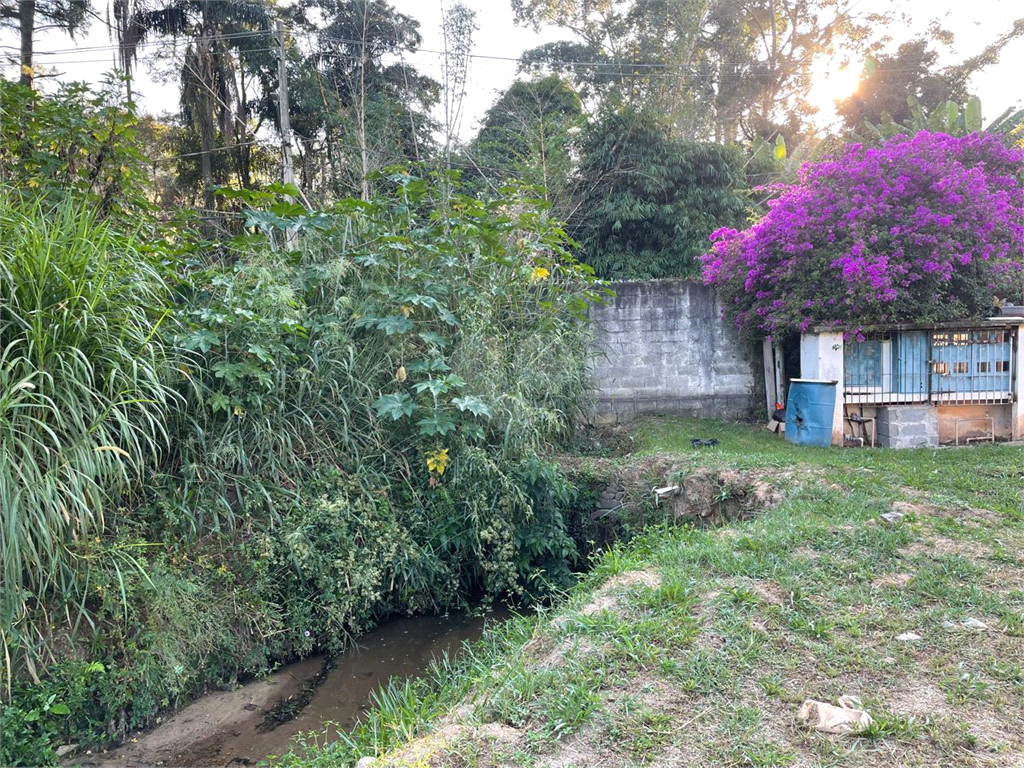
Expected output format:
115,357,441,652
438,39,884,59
844,327,1014,406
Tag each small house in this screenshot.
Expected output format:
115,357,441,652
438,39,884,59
769,317,1024,448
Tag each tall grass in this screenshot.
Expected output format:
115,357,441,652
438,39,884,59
0,194,176,683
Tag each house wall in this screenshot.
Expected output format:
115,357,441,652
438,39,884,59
799,331,845,445
589,280,758,424
937,404,1011,444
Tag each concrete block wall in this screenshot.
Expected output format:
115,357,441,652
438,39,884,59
876,406,939,449
590,281,757,424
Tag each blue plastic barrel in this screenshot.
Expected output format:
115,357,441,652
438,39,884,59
785,379,837,447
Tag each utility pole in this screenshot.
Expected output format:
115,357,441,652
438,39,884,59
275,21,297,248
275,21,295,189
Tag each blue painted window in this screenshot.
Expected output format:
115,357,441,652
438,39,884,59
844,339,885,389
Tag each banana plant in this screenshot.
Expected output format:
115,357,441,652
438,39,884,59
868,94,1020,139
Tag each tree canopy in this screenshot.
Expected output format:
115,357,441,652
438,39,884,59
463,74,583,216
513,0,885,143
573,107,748,280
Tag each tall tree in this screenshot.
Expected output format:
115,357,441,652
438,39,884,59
0,0,88,87
286,0,439,198
513,0,883,143
116,0,275,207
465,74,584,218
838,21,1024,131
571,106,748,280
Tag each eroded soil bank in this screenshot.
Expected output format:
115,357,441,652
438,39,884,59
69,611,506,768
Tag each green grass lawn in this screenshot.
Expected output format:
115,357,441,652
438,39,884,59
280,418,1024,768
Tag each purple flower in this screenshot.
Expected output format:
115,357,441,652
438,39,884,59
701,131,1024,336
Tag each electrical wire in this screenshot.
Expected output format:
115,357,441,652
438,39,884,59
0,28,273,57
152,138,265,163
5,26,938,78
1,46,280,66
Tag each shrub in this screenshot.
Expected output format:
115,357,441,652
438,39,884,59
166,173,601,599
2,171,600,764
0,79,151,218
702,131,1024,338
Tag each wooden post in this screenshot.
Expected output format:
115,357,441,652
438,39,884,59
762,337,776,416
773,340,786,405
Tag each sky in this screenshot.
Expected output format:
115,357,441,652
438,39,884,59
2,0,1022,139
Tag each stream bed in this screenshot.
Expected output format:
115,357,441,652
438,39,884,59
72,610,508,767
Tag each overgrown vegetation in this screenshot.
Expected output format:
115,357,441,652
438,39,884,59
5,0,1024,762
0,193,176,673
0,82,603,765
572,107,749,281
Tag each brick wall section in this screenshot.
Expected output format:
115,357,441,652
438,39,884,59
876,406,939,449
590,280,758,424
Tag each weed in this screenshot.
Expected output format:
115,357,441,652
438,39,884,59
731,742,796,767
942,672,991,705
788,612,835,640
758,674,787,698
610,709,675,761
857,710,925,740
0,194,177,684
726,586,759,609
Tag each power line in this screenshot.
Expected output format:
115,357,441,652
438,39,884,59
2,46,280,67
152,138,266,164
6,27,947,78
0,28,272,57
311,32,932,75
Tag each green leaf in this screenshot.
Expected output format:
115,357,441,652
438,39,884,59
407,358,450,374
399,294,442,311
181,329,218,353
355,315,415,335
209,392,231,413
418,332,449,348
49,703,71,715
452,395,493,418
463,422,486,440
413,378,449,396
373,393,416,420
412,375,465,397
965,96,982,133
944,101,959,133
268,200,307,218
248,344,273,363
377,316,415,335
416,412,457,436
244,210,290,232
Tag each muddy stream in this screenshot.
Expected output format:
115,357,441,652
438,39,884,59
71,610,508,767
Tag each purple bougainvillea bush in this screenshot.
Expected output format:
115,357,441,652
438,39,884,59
702,131,1024,338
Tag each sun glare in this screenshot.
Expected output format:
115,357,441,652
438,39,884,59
808,58,862,121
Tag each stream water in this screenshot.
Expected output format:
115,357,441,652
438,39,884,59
76,610,509,767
